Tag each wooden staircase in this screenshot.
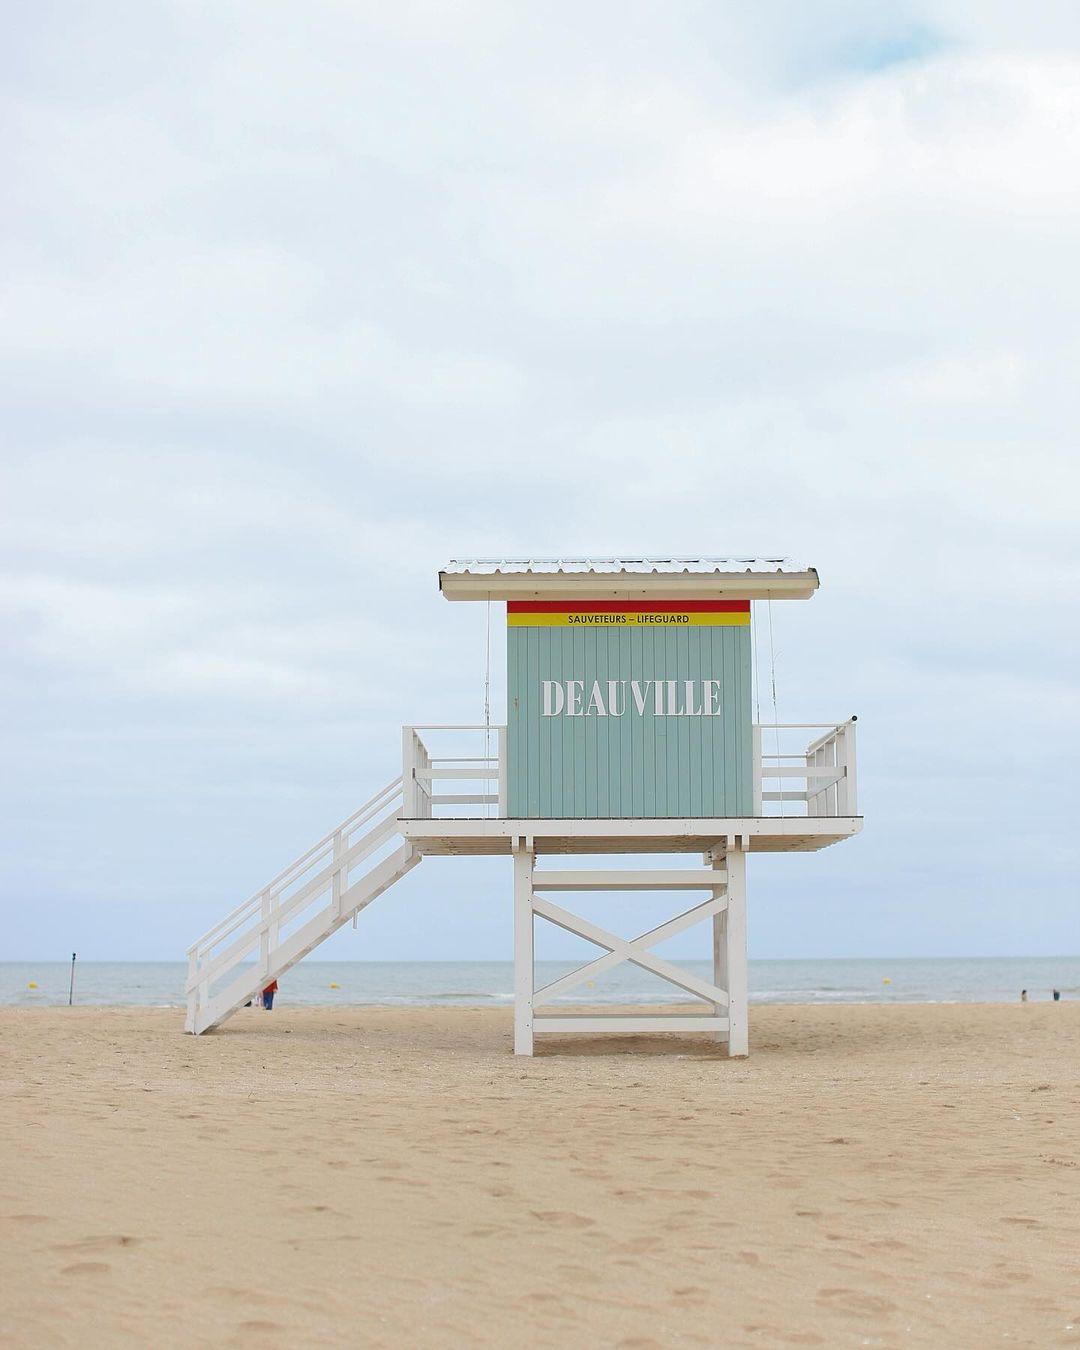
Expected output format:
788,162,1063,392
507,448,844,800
185,776,419,1034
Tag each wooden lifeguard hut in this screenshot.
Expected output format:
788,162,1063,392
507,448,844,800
186,557,861,1056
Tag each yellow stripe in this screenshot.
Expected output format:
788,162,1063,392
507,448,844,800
506,612,750,628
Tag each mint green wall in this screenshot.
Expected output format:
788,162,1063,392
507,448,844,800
507,625,751,818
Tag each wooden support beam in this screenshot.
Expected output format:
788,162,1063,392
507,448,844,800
712,852,728,1046
532,868,726,891
726,845,748,1058
513,846,534,1056
533,1015,730,1034
415,765,495,780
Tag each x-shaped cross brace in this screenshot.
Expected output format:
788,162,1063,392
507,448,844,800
532,893,729,1007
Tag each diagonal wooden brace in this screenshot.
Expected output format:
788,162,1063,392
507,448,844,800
532,893,729,1007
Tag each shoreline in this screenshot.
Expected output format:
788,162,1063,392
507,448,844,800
6,955,1077,1016
2,994,1074,1013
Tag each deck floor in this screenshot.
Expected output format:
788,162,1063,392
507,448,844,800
401,816,861,856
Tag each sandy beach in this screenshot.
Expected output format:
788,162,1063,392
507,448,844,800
2,1002,1078,1349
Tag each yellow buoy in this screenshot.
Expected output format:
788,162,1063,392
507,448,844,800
329,982,339,989
27,982,38,989
882,977,892,985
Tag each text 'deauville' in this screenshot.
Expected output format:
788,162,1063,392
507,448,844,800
542,679,729,717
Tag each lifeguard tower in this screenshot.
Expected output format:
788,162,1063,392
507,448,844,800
186,558,861,1056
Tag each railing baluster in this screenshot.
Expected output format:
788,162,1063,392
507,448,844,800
260,891,271,977
332,829,343,918
754,721,857,820
401,727,416,816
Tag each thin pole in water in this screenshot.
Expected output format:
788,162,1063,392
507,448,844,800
68,953,76,1006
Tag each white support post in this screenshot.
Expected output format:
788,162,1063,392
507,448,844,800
260,891,271,977
197,962,210,1027
185,953,198,1034
725,842,748,1058
752,724,763,815
711,853,729,1045
332,830,343,918
841,720,857,815
267,888,281,966
806,741,820,817
513,844,535,1056
497,726,508,817
419,740,432,819
401,726,417,817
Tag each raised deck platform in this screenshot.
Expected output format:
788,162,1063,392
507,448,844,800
401,815,862,856
187,717,860,1044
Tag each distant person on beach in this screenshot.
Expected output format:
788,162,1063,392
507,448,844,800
1053,989,1061,1002
1020,989,1028,1002
262,980,278,1010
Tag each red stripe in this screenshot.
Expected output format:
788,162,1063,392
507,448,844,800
506,599,750,613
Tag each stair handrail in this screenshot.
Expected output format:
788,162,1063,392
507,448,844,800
185,810,404,996
187,774,404,956
187,778,403,960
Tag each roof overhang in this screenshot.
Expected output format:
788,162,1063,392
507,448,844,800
439,558,819,602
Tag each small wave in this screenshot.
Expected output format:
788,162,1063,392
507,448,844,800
432,991,497,1000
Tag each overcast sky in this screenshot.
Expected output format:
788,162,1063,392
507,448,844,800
3,2,1079,965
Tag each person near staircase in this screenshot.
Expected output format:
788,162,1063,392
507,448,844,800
262,979,278,1010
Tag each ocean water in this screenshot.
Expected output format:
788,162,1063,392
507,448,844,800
2,957,1077,1009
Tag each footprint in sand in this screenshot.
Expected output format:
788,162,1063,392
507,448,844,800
61,1262,111,1276
555,1263,601,1284
988,1268,1032,1285
212,1285,263,1303
53,1235,141,1253
619,1236,661,1253
817,1288,896,1316
7,1214,50,1225
743,1330,824,1347
529,1211,596,1229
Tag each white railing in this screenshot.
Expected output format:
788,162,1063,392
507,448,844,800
404,718,857,820
185,774,414,1032
402,725,506,818
753,718,858,817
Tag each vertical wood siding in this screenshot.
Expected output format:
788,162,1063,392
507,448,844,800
507,624,751,818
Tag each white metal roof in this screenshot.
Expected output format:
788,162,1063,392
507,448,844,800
439,557,819,601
